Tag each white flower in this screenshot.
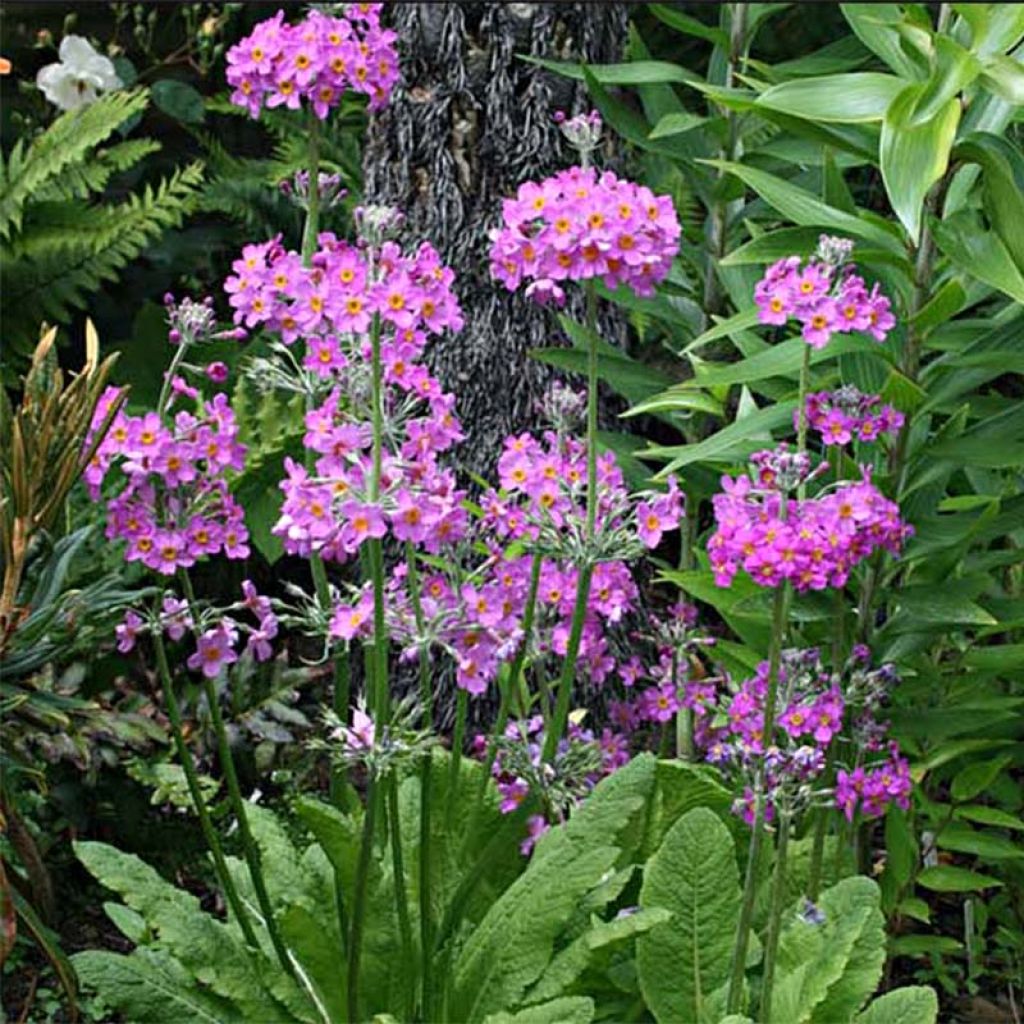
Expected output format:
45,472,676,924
36,36,122,111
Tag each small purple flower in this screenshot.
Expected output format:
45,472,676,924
520,814,550,856
187,624,238,679
116,610,144,653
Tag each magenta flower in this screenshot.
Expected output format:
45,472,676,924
115,610,144,653
187,624,239,679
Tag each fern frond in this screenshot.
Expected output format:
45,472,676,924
35,139,163,204
1,162,205,348
0,89,150,241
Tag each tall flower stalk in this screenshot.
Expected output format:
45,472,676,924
544,281,598,761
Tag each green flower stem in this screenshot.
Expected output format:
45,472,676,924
806,742,837,901
760,809,792,1024
386,773,415,1022
543,562,594,762
368,312,389,724
404,542,431,723
301,112,321,263
176,571,295,981
672,652,693,761
200,673,295,980
460,552,544,862
347,777,378,1023
151,626,259,950
156,337,192,419
796,343,811,469
584,282,599,538
297,114,351,732
418,756,434,1020
479,551,543,786
544,282,599,761
445,687,469,829
727,581,789,1013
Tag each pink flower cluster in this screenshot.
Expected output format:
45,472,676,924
226,5,398,119
328,427,684,696
225,232,463,345
802,388,905,446
755,255,895,349
86,388,249,575
484,430,684,553
275,381,465,562
490,166,681,305
708,453,911,592
835,745,912,820
483,714,631,855
684,647,912,825
115,581,278,679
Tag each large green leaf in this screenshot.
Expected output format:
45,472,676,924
483,997,596,1024
636,808,741,1024
450,845,620,1023
701,160,904,253
772,876,885,1024
526,908,671,1004
880,84,960,243
932,212,1024,304
644,399,798,476
916,865,1004,892
855,986,938,1024
955,133,1024,272
73,949,246,1024
840,4,922,79
755,73,904,122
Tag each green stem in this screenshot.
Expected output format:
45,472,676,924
445,687,468,829
543,282,599,761
482,552,543,783
584,282,599,539
386,774,415,1022
405,542,431,724
542,562,594,762
418,755,434,1020
760,810,792,1024
702,2,749,323
156,335,192,418
152,627,259,950
796,343,811,468
806,746,836,902
299,114,349,732
177,571,294,980
347,778,378,1023
726,582,789,1013
672,652,693,761
301,112,321,263
201,674,295,979
368,312,389,725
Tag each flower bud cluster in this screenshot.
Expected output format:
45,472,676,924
115,580,279,677
802,387,905,447
684,647,911,825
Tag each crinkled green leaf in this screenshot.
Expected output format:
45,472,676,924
637,808,741,1024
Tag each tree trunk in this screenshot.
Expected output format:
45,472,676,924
363,2,629,480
